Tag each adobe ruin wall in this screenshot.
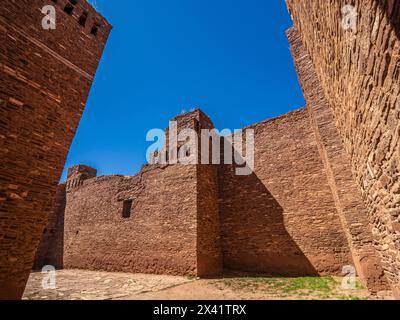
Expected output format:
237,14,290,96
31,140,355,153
219,108,353,277
0,0,111,299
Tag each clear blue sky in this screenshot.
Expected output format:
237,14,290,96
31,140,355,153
61,0,305,181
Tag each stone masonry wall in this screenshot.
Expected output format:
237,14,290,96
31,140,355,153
61,110,224,277
0,0,111,299
287,27,388,292
63,165,199,276
196,112,222,277
218,108,353,276
33,184,66,270
286,0,400,297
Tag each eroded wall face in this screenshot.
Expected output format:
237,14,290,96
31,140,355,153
63,165,199,276
33,184,66,270
196,164,222,276
287,27,388,292
286,0,400,296
196,113,222,277
38,109,361,280
219,109,353,276
0,0,110,299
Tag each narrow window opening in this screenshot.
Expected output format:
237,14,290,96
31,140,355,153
64,3,74,15
122,200,133,218
79,12,88,27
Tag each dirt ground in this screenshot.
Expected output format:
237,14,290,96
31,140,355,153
22,269,394,300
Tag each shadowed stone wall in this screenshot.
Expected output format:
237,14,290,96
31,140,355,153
25,0,399,298
219,109,353,276
38,110,357,282
33,184,66,270
286,0,400,297
48,111,222,277
0,0,111,299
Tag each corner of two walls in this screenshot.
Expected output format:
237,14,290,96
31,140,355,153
33,184,66,270
0,0,111,299
195,112,223,277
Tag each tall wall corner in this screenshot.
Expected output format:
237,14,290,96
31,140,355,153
66,165,97,191
286,25,389,293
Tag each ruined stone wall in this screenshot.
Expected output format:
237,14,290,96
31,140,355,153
63,165,199,276
286,0,400,297
0,0,111,299
218,108,353,276
60,110,223,277
30,91,390,292
37,108,362,279
196,113,222,277
33,184,66,270
196,164,222,276
287,27,388,292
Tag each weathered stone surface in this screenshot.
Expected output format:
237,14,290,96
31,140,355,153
287,27,388,292
286,0,400,297
0,0,111,299
23,269,392,300
38,109,353,280
23,270,192,300
63,165,199,276
3,0,399,299
219,109,353,276
33,184,66,270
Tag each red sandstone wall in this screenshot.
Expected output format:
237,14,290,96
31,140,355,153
33,184,66,270
196,113,223,277
63,165,199,276
196,164,222,276
0,0,110,299
286,0,400,297
287,27,388,292
63,110,223,277
219,108,353,276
